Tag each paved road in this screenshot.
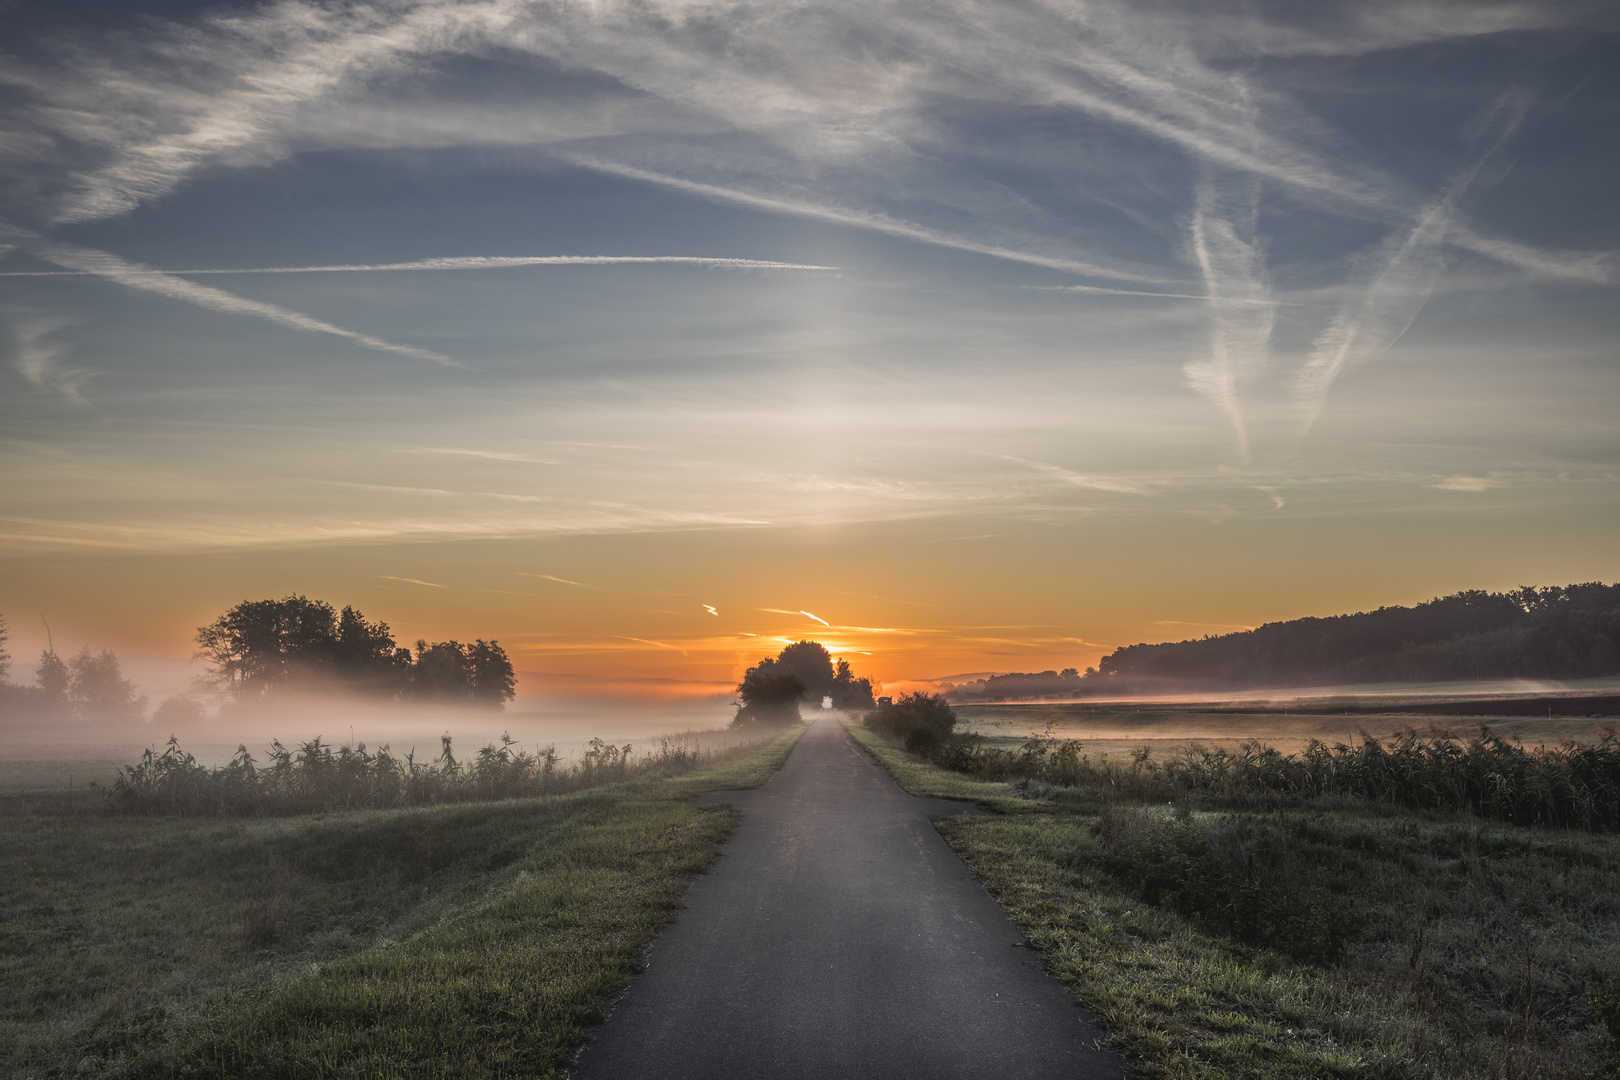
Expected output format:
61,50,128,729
570,715,1123,1079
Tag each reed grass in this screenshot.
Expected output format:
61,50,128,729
109,732,726,816
929,724,1620,830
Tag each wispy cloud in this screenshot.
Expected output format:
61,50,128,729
378,575,447,588
0,227,456,366
7,311,91,403
800,610,830,627
0,255,839,276
517,573,597,587
4,0,1609,291
1183,174,1274,461
1295,94,1530,435
1429,476,1501,492
991,454,1150,495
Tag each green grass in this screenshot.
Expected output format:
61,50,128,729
846,718,1620,1079
1,723,806,1079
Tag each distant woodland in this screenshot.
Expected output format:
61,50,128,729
946,583,1620,700
0,595,516,723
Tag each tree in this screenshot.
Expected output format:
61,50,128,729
830,657,876,709
192,595,516,708
0,614,10,684
36,647,70,715
154,693,206,728
732,671,806,727
195,595,339,699
412,640,473,701
467,640,517,706
68,647,147,723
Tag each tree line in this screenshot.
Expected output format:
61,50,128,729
0,615,148,722
944,583,1620,700
0,596,517,723
195,595,515,707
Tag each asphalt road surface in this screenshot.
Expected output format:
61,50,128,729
570,714,1124,1080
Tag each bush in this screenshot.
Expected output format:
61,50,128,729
865,692,956,743
1095,806,1362,965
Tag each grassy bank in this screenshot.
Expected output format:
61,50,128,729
2,724,806,1079
846,720,1620,1079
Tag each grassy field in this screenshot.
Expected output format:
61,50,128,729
846,718,1620,1080
1,723,807,1080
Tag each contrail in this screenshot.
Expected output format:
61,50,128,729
563,156,1176,286
379,575,447,588
1184,175,1274,462
800,611,830,627
1029,284,1284,304
703,604,719,616
0,225,457,366
1295,95,1529,436
0,255,839,276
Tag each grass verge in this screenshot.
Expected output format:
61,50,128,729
2,723,806,1079
844,717,1620,1079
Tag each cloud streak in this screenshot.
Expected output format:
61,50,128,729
1184,174,1274,461
1295,95,1530,435
0,255,839,276
1,228,456,366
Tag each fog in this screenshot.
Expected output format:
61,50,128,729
0,683,751,794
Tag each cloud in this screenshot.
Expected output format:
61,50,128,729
0,255,839,277
1294,94,1530,434
519,573,592,587
991,454,1150,495
703,604,718,616
378,575,447,587
1183,173,1274,461
0,226,456,366
7,0,1605,291
7,311,91,403
800,611,830,627
1429,476,1500,492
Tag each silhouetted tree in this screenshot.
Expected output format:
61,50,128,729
830,657,877,709
732,671,807,727
0,614,9,684
154,693,206,727
68,647,146,722
468,640,518,706
35,647,70,715
195,596,514,707
410,639,516,707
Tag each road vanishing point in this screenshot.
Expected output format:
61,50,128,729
571,714,1126,1079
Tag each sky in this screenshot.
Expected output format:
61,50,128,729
1,0,1617,702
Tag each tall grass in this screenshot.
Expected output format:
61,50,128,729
109,733,726,816
930,724,1620,830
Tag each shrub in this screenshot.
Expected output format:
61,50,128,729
1095,806,1362,965
865,692,956,743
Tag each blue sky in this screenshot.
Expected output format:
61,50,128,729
1,0,1617,684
